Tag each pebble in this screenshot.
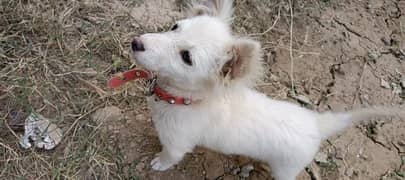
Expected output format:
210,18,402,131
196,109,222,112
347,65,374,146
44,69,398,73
400,80,405,88
314,152,328,164
141,156,149,162
390,34,401,45
367,51,380,62
269,74,280,82
381,37,392,46
232,167,241,175
92,106,122,123
259,164,271,173
392,83,402,95
239,164,254,178
345,168,354,177
135,114,146,121
380,78,391,89
135,162,145,171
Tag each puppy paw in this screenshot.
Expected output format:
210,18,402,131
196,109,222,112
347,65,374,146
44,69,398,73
150,157,173,171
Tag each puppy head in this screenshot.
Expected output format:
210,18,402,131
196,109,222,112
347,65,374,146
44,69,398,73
132,0,262,95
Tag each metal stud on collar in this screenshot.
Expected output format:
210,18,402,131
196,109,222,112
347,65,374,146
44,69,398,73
183,98,191,105
168,98,176,104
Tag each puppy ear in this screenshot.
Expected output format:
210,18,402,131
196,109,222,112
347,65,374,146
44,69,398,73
221,39,263,85
189,0,234,22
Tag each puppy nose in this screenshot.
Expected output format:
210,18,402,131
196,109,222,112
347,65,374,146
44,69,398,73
132,38,145,52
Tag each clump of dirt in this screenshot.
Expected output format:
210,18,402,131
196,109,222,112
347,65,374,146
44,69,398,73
1,0,404,179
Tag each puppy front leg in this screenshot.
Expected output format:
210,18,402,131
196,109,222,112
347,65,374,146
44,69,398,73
151,145,188,171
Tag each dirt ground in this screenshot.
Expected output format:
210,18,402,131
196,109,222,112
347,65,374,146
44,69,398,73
1,0,404,179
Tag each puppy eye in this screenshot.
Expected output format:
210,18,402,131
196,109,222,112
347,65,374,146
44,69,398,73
171,24,179,31
180,50,192,66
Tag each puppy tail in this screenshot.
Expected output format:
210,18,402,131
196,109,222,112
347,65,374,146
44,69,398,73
317,106,404,139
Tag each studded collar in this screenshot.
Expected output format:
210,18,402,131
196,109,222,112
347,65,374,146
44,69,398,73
108,69,192,105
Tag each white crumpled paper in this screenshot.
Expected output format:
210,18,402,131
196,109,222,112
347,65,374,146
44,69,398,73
19,113,63,150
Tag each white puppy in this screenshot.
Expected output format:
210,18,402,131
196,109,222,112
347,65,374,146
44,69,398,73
130,0,402,179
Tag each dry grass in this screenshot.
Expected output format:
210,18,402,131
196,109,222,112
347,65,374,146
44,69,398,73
0,0,165,179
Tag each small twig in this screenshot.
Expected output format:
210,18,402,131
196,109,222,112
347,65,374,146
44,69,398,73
62,103,105,143
33,88,58,111
52,70,98,77
288,0,296,95
32,151,53,169
0,93,8,101
249,5,281,36
263,46,320,56
0,141,19,158
2,113,20,140
76,76,107,98
351,61,368,108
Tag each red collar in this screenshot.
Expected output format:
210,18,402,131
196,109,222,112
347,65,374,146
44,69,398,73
108,69,192,105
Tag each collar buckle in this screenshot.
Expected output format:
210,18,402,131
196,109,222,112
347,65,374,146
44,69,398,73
145,76,157,96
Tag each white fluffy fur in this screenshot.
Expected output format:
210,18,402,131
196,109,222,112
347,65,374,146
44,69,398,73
132,1,403,179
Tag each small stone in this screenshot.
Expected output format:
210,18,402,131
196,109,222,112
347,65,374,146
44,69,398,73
381,37,392,46
269,74,280,82
135,114,146,121
367,51,380,62
92,106,122,123
345,168,354,177
259,164,271,173
392,83,402,95
239,164,254,178
400,49,405,55
360,154,369,160
390,34,401,45
141,156,149,162
380,78,391,89
362,94,370,101
135,162,145,171
232,167,241,175
314,152,328,164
